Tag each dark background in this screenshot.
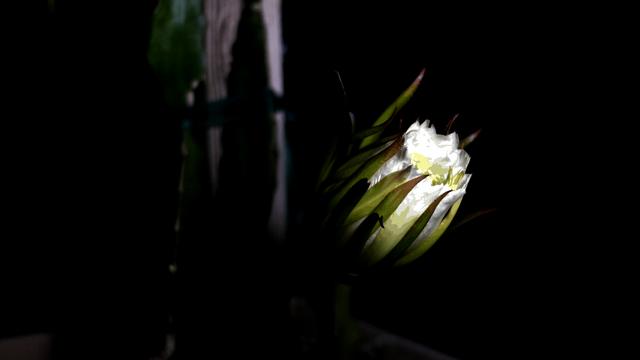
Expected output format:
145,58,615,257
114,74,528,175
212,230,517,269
284,3,551,358
5,1,175,357
284,2,635,358
3,1,632,359
294,2,632,355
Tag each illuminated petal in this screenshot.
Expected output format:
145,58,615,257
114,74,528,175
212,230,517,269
407,174,471,252
360,178,450,265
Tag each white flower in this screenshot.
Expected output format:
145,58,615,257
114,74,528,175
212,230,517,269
370,120,470,187
318,68,475,269
358,120,471,266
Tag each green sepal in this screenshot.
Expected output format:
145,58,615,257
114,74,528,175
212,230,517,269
333,141,393,181
344,167,412,225
377,190,451,268
360,69,425,148
316,138,339,190
340,175,426,264
396,197,463,265
322,178,370,234
328,136,403,210
352,121,389,141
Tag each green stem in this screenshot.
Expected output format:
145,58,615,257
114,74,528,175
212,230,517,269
334,282,359,359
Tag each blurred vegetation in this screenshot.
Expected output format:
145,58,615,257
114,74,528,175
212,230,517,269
148,0,203,108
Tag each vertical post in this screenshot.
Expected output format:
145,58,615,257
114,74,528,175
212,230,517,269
203,0,242,196
204,0,286,241
262,0,287,242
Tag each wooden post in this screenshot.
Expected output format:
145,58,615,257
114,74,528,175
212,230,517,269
203,0,286,241
262,0,287,242
203,0,242,195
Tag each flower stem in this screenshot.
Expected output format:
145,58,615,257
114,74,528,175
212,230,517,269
334,282,359,359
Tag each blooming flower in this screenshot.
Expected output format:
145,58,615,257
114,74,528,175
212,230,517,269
318,70,473,270
357,120,471,266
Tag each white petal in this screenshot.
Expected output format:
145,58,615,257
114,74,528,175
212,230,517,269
369,150,411,186
354,117,471,265
403,121,470,179
407,120,421,133
406,175,470,253
370,120,472,187
456,173,472,191
450,149,471,174
360,178,449,265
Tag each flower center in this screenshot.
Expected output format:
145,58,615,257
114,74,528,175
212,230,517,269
410,152,464,189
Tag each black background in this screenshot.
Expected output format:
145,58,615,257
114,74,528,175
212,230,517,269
283,3,578,357
284,4,501,358
3,1,633,359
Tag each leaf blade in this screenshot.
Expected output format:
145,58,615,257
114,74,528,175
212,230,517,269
360,69,425,148
344,167,412,225
396,197,464,265
328,136,403,210
376,190,451,268
340,175,426,267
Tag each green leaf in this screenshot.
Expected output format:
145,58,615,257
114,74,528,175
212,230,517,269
376,190,451,268
148,0,204,108
396,197,464,265
340,213,381,267
352,121,389,141
316,138,338,190
328,136,403,210
359,134,401,152
373,175,427,224
333,140,393,180
320,178,346,195
340,175,426,264
360,69,425,148
322,178,370,234
344,167,412,225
